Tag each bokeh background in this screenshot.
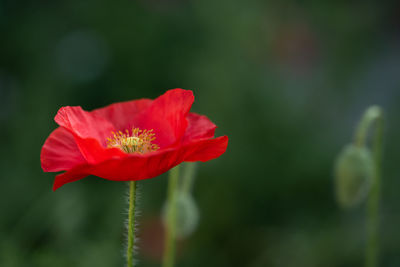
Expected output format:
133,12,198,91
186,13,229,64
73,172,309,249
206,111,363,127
1,0,400,266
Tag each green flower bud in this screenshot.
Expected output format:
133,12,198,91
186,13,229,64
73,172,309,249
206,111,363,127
163,192,199,239
175,192,199,239
334,144,374,208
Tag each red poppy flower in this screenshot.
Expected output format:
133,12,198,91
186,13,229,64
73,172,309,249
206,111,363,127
41,89,228,191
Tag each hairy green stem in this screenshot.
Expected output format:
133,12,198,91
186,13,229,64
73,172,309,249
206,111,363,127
127,181,137,267
162,166,180,267
354,106,384,267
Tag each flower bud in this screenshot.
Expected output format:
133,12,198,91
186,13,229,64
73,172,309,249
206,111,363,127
163,191,199,239
175,192,199,238
334,144,373,208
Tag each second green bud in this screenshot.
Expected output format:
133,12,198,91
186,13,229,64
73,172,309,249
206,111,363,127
334,144,374,208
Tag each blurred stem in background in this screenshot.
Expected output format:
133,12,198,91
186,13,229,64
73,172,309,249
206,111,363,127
163,166,180,267
127,181,137,267
335,106,384,267
180,162,197,195
353,106,384,267
162,163,199,267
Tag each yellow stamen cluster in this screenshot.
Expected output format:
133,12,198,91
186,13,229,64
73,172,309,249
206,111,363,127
107,128,159,154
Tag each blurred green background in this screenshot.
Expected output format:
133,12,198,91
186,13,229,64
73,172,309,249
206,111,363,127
1,0,400,266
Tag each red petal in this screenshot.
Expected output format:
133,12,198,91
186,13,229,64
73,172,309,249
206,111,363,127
52,136,228,190
183,136,229,162
135,89,194,148
53,164,90,191
182,113,217,142
71,135,127,164
71,137,227,180
89,136,228,180
55,106,115,145
91,98,153,131
41,127,86,172
54,106,127,164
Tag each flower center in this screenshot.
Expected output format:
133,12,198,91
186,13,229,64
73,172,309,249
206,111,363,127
107,128,159,154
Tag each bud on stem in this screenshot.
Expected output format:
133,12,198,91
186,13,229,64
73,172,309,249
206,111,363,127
334,144,373,208
334,105,384,267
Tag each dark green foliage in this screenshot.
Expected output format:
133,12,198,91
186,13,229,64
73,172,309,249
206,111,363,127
1,0,400,266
